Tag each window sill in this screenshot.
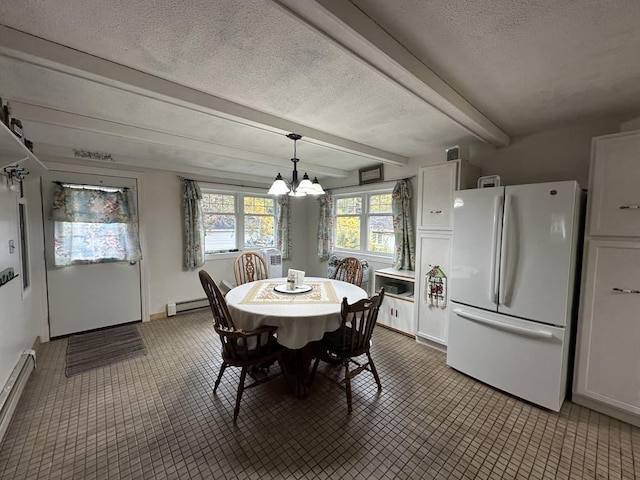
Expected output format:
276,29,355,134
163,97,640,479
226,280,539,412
332,250,394,264
205,251,241,261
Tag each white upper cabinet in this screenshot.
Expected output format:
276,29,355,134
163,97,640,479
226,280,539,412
417,162,458,231
416,160,480,231
589,131,640,237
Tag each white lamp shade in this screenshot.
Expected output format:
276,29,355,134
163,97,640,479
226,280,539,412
297,177,315,194
288,189,307,197
268,178,290,195
310,182,325,195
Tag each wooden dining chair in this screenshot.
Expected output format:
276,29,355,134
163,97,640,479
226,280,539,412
330,256,364,287
310,288,385,413
199,270,282,422
233,252,269,285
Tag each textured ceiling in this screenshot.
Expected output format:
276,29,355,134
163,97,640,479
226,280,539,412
351,0,640,135
0,0,639,179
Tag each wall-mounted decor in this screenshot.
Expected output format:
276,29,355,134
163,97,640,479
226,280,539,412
359,164,384,185
0,267,17,288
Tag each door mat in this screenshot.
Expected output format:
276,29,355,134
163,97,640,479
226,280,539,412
65,323,147,377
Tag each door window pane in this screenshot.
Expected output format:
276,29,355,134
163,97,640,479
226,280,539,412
18,203,29,289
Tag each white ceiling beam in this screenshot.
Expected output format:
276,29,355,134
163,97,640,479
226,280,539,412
39,150,276,187
274,0,510,147
12,102,350,178
0,25,408,166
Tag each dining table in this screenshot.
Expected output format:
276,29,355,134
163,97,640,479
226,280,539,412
225,277,368,397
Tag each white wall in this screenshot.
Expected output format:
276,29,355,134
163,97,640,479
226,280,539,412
0,178,47,386
143,169,312,315
472,116,623,188
303,116,625,283
14,115,631,330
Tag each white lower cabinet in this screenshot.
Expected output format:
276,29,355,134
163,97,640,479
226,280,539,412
574,240,640,420
378,296,414,334
415,232,452,347
374,268,415,335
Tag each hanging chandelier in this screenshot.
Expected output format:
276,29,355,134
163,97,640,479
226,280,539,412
268,133,325,197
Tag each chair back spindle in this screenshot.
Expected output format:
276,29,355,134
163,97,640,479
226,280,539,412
198,269,282,422
331,256,365,287
234,252,269,285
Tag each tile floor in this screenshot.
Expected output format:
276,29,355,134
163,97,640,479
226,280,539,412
0,310,638,479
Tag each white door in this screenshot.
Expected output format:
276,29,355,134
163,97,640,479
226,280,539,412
498,181,580,326
450,186,503,311
447,304,568,412
417,162,458,230
589,132,640,237
415,232,452,346
575,240,640,415
43,172,142,337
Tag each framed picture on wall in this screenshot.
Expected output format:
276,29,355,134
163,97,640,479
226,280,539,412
359,164,384,185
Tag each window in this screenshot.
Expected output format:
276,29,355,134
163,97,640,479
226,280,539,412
334,191,394,255
202,191,275,253
18,202,29,289
51,184,141,266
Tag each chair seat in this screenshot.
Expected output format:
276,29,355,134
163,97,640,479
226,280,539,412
322,327,353,356
311,289,385,413
223,334,282,365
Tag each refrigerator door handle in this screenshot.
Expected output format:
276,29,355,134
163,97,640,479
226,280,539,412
453,309,554,339
488,195,502,304
499,194,514,306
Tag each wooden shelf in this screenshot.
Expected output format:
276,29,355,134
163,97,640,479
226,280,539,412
0,121,47,175
374,267,415,281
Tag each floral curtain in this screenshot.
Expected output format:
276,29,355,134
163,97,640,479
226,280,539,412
392,179,415,270
51,183,142,266
181,178,205,270
276,195,292,260
317,192,334,260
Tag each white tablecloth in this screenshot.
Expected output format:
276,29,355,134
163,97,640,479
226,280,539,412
226,277,368,349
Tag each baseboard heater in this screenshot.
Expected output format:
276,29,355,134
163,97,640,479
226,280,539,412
0,350,36,444
167,298,209,316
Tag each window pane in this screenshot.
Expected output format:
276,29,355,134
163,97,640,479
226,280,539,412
370,193,392,214
244,196,274,215
19,204,29,289
54,222,135,265
204,214,236,251
368,215,395,253
244,215,274,248
336,197,362,215
202,193,235,213
335,217,361,250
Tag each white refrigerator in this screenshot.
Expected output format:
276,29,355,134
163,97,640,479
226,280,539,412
446,181,584,411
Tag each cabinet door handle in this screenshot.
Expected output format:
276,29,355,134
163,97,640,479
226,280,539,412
612,287,640,294
429,210,443,214
619,205,640,210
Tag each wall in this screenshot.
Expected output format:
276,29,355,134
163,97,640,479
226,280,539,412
304,116,625,282
143,169,311,315
16,115,631,335
472,116,623,188
0,178,47,386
